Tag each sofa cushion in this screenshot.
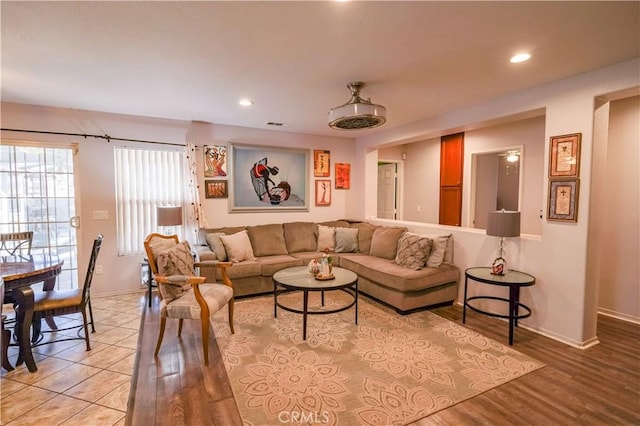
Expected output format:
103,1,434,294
247,224,288,257
256,255,303,277
317,225,335,251
425,234,452,267
215,259,262,281
335,227,359,253
350,222,376,255
283,222,317,253
393,232,432,270
369,226,407,260
340,255,459,293
220,230,256,262
204,232,228,261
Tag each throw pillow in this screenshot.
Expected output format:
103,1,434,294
220,230,256,262
246,224,288,257
155,241,194,303
393,232,433,270
369,226,407,260
426,234,452,267
158,276,191,304
205,232,228,261
335,227,359,253
156,241,195,276
316,225,335,252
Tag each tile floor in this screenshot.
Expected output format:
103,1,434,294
1,291,147,425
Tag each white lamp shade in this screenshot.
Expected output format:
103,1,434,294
486,210,520,237
157,206,182,226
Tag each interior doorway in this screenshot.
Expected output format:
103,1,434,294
377,161,400,219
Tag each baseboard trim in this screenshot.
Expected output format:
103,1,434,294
598,308,640,325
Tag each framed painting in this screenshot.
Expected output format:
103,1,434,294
335,163,350,189
204,145,228,178
228,143,309,212
315,179,331,206
548,179,579,222
205,179,228,199
313,150,330,177
549,133,581,177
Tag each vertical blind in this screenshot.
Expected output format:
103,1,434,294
114,147,185,256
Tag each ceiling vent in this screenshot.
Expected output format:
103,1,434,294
328,81,386,130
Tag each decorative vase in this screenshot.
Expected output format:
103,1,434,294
491,257,506,275
308,259,320,276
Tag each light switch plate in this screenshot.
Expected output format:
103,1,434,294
93,210,109,220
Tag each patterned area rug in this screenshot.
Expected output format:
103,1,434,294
212,291,543,426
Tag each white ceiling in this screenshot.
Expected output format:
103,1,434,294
2,1,639,138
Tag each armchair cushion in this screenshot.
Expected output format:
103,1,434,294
161,283,234,319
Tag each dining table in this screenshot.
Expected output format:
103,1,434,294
1,254,63,372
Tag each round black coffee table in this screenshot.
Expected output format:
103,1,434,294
273,266,358,340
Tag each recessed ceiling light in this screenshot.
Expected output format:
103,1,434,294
510,53,531,63
239,99,253,106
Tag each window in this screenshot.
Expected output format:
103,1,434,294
0,142,79,289
114,147,185,256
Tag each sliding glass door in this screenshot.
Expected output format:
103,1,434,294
0,141,79,290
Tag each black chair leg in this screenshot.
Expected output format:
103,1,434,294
1,322,14,371
87,299,95,333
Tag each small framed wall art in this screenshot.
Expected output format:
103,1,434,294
205,179,228,199
548,179,579,222
549,133,581,178
315,179,331,206
335,163,350,189
204,145,228,178
313,150,330,177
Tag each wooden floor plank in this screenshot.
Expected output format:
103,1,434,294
126,294,640,425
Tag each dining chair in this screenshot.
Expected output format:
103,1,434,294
28,234,103,352
0,231,33,256
143,233,234,365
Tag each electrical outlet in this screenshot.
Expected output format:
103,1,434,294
416,205,421,213
95,265,103,275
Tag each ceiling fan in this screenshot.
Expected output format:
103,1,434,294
498,150,521,163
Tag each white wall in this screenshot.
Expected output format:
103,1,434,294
597,95,639,322
1,103,355,296
353,58,640,347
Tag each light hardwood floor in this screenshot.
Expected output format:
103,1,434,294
127,292,640,425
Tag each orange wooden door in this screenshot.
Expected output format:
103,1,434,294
439,133,464,226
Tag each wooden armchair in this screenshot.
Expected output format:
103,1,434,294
143,233,234,365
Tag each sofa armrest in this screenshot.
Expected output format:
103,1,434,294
194,244,217,261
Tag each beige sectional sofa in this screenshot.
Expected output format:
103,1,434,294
194,220,460,314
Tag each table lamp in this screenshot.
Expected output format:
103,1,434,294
486,210,520,275
156,206,182,235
